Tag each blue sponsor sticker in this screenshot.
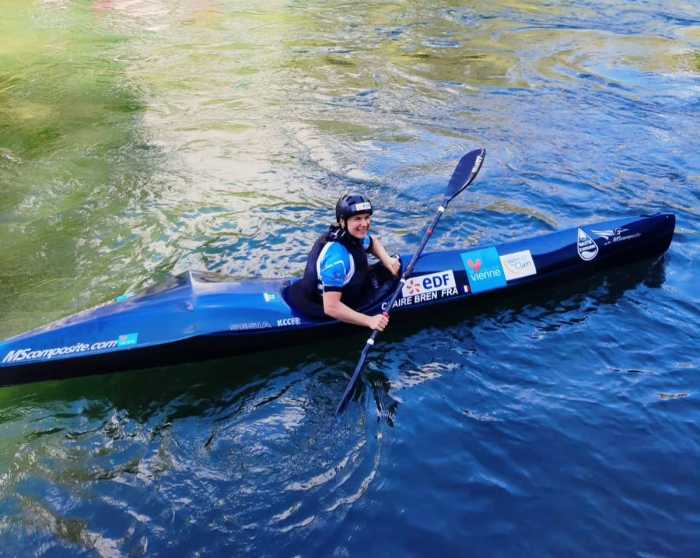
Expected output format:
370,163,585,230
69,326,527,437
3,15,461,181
117,333,139,347
460,247,506,293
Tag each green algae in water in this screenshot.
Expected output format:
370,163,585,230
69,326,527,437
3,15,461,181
0,1,153,338
0,3,144,159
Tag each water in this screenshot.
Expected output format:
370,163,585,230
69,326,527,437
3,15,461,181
1,1,699,556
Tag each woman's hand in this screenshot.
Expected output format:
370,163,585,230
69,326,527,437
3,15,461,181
323,292,390,331
367,313,389,331
385,256,401,277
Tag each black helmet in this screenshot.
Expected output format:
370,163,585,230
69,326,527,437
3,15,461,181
335,194,373,224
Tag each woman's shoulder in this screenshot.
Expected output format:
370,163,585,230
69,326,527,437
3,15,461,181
319,240,351,264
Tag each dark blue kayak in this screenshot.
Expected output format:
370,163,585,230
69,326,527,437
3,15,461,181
0,213,675,387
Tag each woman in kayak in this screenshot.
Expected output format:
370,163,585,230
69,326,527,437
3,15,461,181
286,194,401,330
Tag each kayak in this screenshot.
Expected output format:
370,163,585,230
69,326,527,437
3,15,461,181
0,213,675,387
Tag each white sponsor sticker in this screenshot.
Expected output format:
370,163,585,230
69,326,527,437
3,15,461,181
352,201,371,212
401,270,456,298
499,250,537,281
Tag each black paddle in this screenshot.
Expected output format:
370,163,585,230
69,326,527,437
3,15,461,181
335,148,486,415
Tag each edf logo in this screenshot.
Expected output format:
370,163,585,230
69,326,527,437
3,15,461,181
402,270,456,297
422,272,452,290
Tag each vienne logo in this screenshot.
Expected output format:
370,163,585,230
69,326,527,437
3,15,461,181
460,247,506,294
577,228,598,261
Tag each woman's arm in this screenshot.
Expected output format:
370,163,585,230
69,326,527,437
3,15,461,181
370,237,401,277
322,291,388,331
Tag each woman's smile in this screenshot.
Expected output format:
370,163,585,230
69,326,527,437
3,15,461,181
346,214,371,238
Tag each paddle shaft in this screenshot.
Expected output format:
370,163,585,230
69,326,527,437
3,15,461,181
334,148,485,415
334,200,449,415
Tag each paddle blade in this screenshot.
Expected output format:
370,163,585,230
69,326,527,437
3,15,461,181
446,148,486,201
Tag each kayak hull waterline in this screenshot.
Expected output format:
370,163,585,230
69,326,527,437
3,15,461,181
0,214,675,387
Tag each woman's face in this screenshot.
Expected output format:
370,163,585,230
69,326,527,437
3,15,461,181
343,213,371,239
